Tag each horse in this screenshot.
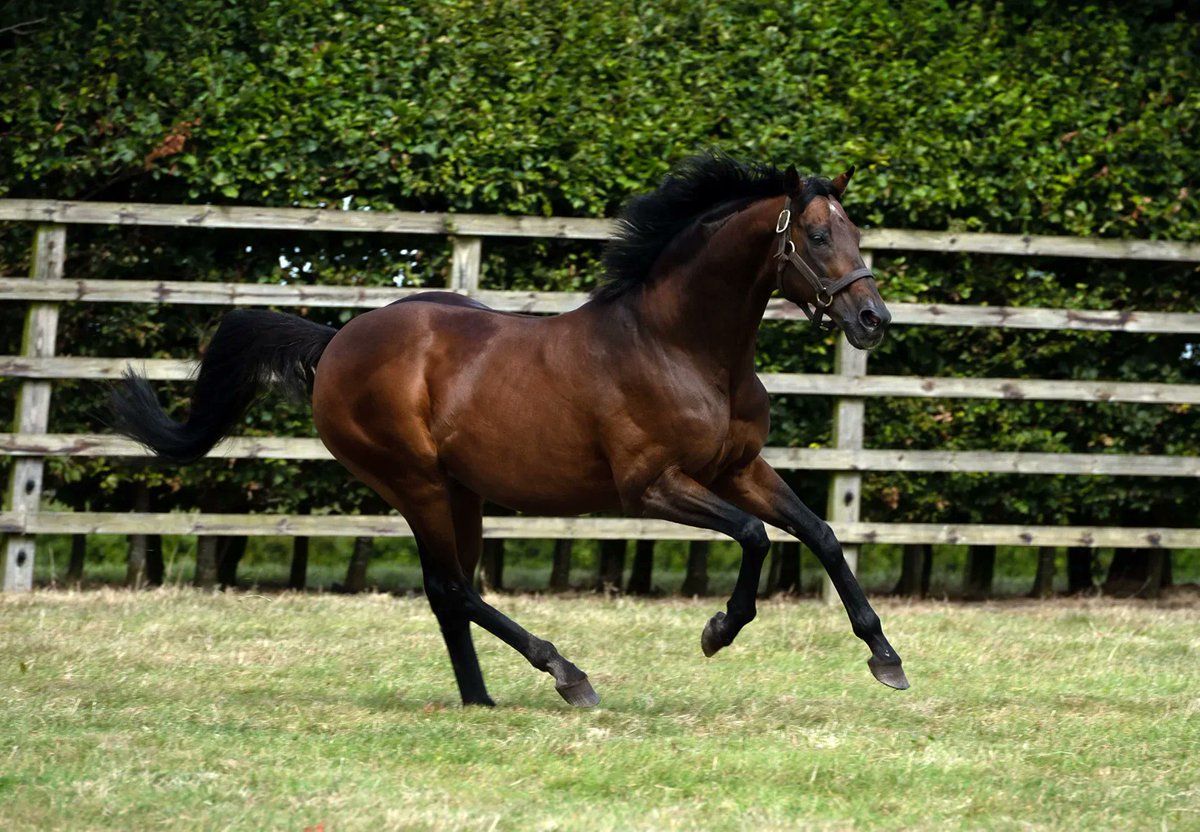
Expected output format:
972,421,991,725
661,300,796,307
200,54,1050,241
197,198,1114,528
112,152,907,708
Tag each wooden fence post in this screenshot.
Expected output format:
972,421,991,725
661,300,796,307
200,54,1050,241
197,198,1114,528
626,539,654,594
125,483,151,588
595,539,626,592
342,536,374,593
3,224,65,592
822,256,870,603
289,535,310,591
964,544,996,599
1030,548,1057,598
451,236,482,294
548,539,573,590
774,541,801,595
680,540,710,597
895,543,931,597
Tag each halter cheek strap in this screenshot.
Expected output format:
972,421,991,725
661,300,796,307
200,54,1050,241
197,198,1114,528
774,196,874,330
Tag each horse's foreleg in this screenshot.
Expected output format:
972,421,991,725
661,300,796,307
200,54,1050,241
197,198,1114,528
716,457,909,690
636,469,771,656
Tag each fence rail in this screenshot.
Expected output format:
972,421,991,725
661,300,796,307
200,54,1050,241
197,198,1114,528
4,278,1200,332
2,198,1199,593
1,511,1195,549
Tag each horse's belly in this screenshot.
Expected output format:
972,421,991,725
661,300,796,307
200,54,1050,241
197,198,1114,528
440,429,620,514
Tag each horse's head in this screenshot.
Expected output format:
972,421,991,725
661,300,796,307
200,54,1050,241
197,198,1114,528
774,166,890,350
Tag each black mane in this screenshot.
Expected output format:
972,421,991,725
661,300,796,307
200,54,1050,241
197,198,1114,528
595,152,838,301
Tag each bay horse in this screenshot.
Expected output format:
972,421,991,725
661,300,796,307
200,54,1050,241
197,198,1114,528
112,153,907,708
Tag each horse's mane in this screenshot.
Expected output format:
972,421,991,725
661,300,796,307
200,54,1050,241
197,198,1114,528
595,151,837,302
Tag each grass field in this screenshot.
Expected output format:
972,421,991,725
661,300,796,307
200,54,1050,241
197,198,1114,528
2,590,1198,830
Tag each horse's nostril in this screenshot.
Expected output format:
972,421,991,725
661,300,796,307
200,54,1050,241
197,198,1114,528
860,308,882,330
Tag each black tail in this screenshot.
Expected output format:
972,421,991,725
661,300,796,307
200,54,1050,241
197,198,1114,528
110,310,337,463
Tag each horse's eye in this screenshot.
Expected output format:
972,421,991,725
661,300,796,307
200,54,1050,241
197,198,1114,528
808,233,828,246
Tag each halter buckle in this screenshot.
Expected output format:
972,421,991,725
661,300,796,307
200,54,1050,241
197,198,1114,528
816,289,833,307
774,209,791,234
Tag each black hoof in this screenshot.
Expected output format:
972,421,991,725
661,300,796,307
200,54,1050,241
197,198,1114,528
556,677,600,708
701,611,730,658
462,696,496,708
868,656,910,690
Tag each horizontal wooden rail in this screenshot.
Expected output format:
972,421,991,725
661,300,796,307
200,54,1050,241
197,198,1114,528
0,510,1193,548
3,357,1197,405
4,277,1200,332
4,199,1200,261
3,433,1197,477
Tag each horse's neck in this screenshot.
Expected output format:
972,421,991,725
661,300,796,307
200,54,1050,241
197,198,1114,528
632,198,780,376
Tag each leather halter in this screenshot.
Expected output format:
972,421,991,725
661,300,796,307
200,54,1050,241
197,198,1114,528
774,196,874,330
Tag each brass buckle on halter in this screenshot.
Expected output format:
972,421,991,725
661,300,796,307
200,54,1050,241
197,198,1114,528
775,209,791,234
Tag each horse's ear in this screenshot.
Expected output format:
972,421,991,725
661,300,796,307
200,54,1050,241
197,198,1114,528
831,165,855,198
784,165,802,196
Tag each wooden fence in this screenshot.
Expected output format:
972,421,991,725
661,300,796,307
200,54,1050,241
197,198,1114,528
2,199,1199,593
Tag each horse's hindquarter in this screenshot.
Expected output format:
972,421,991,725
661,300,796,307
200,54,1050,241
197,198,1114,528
315,299,620,514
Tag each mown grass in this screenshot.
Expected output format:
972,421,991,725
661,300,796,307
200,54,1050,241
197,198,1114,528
2,590,1198,830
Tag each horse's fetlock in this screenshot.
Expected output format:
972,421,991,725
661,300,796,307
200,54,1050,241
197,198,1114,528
852,610,882,640
528,638,558,671
729,604,756,626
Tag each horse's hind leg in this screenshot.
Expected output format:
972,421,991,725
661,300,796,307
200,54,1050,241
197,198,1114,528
416,534,494,707
403,486,599,708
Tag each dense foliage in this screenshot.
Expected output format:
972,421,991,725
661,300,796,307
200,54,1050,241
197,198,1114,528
1,0,1197,535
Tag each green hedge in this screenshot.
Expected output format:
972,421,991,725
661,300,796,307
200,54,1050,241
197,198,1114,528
1,0,1197,529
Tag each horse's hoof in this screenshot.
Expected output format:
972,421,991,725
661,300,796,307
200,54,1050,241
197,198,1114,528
556,677,600,708
868,656,910,690
701,611,728,658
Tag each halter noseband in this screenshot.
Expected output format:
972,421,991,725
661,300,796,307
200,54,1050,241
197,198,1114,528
774,196,874,330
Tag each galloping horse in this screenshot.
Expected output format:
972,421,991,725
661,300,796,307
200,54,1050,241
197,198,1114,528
113,153,907,708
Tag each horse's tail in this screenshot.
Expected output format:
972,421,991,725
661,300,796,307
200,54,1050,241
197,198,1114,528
110,310,337,464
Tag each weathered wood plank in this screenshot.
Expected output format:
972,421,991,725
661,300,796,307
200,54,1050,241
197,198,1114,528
882,303,1200,333
0,357,198,380
4,278,1200,332
862,227,1200,262
758,373,1200,404
0,510,1194,548
3,224,65,592
0,199,616,240
450,236,483,292
760,448,1200,477
5,355,1198,406
0,277,444,307
3,200,1200,261
3,434,1198,477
